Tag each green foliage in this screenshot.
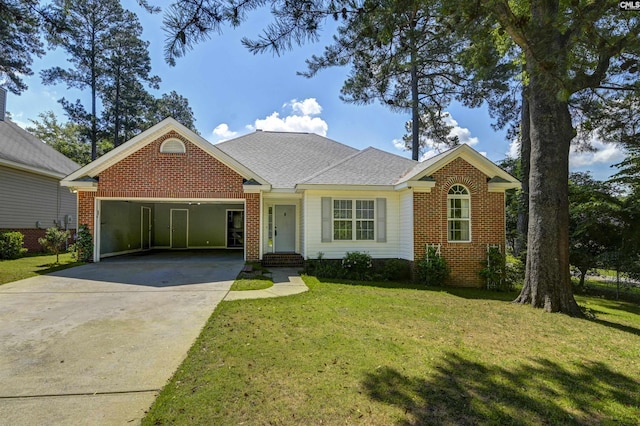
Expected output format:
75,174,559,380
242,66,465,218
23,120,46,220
505,254,525,289
27,111,91,165
341,251,373,281
69,224,93,262
38,227,70,264
380,258,412,282
0,231,27,260
0,0,45,94
416,246,449,286
480,247,515,292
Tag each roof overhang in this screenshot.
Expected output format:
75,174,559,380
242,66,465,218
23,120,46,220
488,181,521,192
394,180,436,192
1,158,67,179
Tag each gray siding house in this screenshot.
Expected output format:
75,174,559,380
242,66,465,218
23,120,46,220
0,89,80,251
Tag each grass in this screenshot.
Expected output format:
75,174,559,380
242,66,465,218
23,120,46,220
0,252,83,285
143,277,640,425
229,276,273,291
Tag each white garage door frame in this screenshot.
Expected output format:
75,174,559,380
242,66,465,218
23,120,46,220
93,196,247,262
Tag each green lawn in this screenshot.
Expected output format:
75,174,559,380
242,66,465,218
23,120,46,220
144,277,640,425
0,252,83,285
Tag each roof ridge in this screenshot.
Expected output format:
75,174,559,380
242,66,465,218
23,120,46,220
298,147,369,184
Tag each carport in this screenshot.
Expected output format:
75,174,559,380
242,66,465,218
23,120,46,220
96,199,245,260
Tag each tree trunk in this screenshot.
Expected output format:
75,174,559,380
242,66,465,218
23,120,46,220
410,60,419,161
513,57,582,316
514,86,530,257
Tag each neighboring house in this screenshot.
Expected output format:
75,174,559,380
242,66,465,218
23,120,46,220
61,117,519,286
0,89,79,251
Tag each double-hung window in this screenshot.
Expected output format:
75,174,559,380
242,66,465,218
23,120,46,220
333,199,375,240
447,185,470,242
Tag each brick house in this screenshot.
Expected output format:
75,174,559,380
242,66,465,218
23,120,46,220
61,118,519,286
0,89,79,250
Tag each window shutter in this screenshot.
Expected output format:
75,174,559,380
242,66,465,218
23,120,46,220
321,197,332,242
376,198,386,243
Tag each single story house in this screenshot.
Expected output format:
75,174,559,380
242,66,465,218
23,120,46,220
61,117,519,286
0,89,79,250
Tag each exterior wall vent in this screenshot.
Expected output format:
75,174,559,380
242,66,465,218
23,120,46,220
160,138,186,153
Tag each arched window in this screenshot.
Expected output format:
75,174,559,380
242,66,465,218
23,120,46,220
447,184,470,242
160,138,186,154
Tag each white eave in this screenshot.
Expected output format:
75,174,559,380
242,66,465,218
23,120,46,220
295,183,397,192
394,180,436,192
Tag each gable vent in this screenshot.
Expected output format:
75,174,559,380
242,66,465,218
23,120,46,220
160,138,186,153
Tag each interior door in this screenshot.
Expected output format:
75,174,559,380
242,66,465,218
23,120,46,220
171,209,188,248
274,205,296,253
141,207,151,250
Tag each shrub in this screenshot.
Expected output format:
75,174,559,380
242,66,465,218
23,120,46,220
480,247,517,292
69,224,93,262
305,252,344,279
39,227,70,264
380,258,412,282
342,251,373,280
0,231,28,260
416,246,449,286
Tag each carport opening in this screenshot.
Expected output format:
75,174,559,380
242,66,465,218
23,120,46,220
98,200,244,260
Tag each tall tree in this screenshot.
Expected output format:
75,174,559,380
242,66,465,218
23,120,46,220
42,0,158,159
149,90,198,133
100,10,160,147
161,0,639,315
0,0,45,94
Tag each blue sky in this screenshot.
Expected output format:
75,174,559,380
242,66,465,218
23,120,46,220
5,0,625,180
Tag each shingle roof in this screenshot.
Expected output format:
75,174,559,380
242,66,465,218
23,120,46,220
301,147,416,186
0,119,80,176
216,131,358,188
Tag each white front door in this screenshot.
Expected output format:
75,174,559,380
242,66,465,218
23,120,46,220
274,205,296,253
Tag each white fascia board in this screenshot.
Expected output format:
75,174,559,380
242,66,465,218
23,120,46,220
394,181,436,192
488,181,521,192
0,158,66,179
243,183,272,193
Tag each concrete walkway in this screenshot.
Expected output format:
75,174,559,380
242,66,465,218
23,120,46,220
224,267,309,301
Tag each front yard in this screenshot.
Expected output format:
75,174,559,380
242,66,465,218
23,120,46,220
143,277,640,425
0,252,83,285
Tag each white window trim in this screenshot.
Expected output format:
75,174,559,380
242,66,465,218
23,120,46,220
332,199,376,241
447,185,471,243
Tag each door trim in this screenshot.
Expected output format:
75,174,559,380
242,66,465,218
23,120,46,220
274,204,296,253
141,206,151,250
170,208,189,249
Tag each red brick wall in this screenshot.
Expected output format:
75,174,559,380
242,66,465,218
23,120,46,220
413,157,506,287
0,228,75,252
77,131,260,261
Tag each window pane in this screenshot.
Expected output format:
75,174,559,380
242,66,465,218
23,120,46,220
356,200,374,219
448,220,470,241
356,220,374,240
333,200,352,219
334,220,352,240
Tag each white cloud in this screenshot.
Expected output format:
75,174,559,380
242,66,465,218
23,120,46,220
211,123,238,142
287,98,322,116
209,97,329,143
507,139,520,159
570,139,626,168
253,111,328,135
445,115,479,146
392,138,406,151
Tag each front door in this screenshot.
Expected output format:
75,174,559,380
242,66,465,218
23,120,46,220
170,209,188,248
274,205,296,253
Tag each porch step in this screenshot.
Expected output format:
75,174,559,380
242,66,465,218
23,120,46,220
262,253,305,268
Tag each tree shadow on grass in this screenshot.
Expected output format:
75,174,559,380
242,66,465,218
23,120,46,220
362,352,640,425
35,261,84,275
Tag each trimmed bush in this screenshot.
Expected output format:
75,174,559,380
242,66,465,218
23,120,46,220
0,231,28,259
342,251,373,280
416,246,450,286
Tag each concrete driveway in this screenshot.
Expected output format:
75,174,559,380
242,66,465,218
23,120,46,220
0,250,244,425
